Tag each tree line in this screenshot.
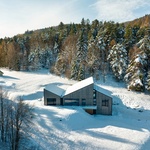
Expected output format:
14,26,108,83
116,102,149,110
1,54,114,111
0,16,150,91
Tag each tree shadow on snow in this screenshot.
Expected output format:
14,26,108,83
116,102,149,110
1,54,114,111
22,91,43,100
24,81,150,149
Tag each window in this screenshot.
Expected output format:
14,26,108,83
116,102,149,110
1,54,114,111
82,99,86,106
93,90,97,105
102,100,109,107
93,99,96,105
93,90,96,99
64,99,79,106
47,98,56,105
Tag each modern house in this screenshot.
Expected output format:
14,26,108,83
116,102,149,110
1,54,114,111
44,77,112,115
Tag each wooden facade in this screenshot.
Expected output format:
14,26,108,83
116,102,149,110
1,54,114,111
44,77,112,115
63,84,94,106
95,91,112,115
44,89,61,105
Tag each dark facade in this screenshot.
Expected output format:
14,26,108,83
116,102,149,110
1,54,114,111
63,84,94,106
44,77,112,115
44,89,61,105
95,90,112,115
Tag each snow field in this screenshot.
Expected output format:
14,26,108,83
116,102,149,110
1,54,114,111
0,68,150,150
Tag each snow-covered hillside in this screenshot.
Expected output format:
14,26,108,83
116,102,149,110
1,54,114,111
0,68,150,150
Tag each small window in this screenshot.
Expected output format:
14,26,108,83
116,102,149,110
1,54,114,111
93,99,96,105
102,100,109,107
93,90,96,99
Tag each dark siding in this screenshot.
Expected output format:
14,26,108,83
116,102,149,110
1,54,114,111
44,89,61,105
44,83,112,115
63,84,93,106
96,91,112,115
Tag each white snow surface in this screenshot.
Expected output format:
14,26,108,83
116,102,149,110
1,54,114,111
0,68,150,150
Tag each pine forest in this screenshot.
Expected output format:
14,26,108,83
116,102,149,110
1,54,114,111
0,15,150,92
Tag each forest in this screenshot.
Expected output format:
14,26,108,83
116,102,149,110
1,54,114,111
0,14,150,92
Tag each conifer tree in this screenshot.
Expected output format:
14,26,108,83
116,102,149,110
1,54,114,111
124,35,150,91
71,28,88,80
124,52,146,91
147,71,150,91
108,44,128,80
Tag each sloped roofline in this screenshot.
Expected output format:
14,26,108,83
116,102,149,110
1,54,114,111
45,85,65,97
63,77,94,96
94,84,112,99
45,77,94,97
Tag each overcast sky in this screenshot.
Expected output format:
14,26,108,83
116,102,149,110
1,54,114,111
0,0,150,38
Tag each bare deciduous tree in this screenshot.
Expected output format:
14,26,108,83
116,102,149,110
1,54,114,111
0,87,33,150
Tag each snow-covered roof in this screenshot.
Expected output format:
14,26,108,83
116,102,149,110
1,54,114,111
94,84,112,98
45,84,65,97
63,77,94,96
45,77,94,97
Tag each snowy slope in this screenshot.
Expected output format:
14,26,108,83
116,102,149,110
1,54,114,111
0,68,150,150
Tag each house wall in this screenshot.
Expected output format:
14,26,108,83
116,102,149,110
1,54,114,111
96,91,112,115
63,84,94,106
44,84,113,115
44,89,61,105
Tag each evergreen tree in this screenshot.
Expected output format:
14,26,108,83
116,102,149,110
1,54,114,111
124,35,150,91
124,52,146,91
71,60,79,80
87,36,99,76
71,29,88,80
78,64,85,81
108,44,128,80
147,71,150,91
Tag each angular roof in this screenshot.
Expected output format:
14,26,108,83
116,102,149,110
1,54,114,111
63,77,94,96
45,84,65,97
45,77,94,97
94,84,112,99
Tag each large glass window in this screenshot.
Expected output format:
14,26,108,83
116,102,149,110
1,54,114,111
64,99,79,106
47,98,56,105
82,99,86,106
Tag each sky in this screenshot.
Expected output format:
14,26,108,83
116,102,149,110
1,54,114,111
0,0,150,38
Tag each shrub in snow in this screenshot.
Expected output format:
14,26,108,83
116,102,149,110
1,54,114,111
107,44,128,80
127,78,144,91
0,70,3,76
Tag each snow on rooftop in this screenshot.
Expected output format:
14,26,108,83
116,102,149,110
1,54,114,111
1,68,150,150
94,84,112,98
63,77,94,96
45,84,66,96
